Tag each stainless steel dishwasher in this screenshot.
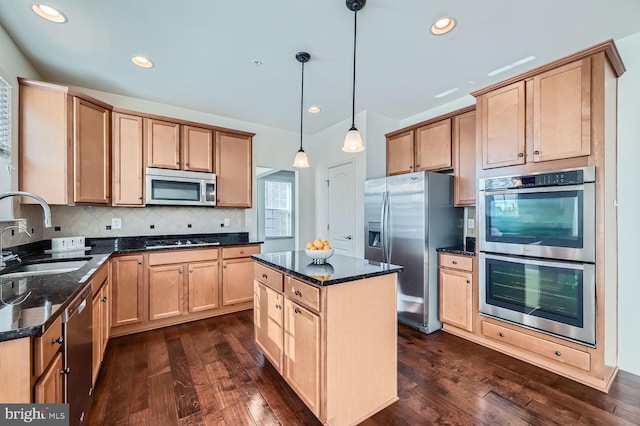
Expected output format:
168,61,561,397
63,284,93,426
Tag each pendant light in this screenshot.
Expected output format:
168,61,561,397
342,0,366,153
293,52,311,168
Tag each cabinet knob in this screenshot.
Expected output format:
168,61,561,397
106,195,110,198
240,250,245,254
223,265,227,269
534,150,540,155
61,368,70,375
101,296,108,303
179,269,184,274
176,162,180,165
416,164,420,168
138,261,142,265
517,153,524,158
499,332,504,337
189,269,193,273
409,165,413,169
262,273,268,279
138,197,143,200
452,260,457,265
466,279,471,284
294,308,301,314
52,336,64,345
186,162,190,166
294,290,301,296
275,304,281,309
555,351,561,357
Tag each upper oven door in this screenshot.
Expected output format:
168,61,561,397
478,183,595,262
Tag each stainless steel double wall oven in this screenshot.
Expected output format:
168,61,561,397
478,167,596,346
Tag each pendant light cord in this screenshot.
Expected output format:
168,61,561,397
351,9,357,128
300,60,305,150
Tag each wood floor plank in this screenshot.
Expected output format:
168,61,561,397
88,311,640,426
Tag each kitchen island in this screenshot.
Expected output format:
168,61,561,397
252,251,402,426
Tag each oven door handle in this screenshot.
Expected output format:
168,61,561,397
483,182,592,196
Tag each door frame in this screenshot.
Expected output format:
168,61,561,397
326,159,358,257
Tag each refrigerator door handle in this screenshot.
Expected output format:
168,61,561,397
380,191,387,264
385,190,392,262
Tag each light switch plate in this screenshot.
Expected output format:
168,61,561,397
468,219,475,229
111,218,122,229
224,218,230,227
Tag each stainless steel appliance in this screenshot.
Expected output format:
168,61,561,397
478,167,597,346
478,166,595,262
145,238,221,250
364,171,463,333
145,167,216,206
63,285,93,426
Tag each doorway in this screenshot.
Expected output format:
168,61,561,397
256,167,296,253
327,161,355,256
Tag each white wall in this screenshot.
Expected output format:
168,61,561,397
615,32,640,376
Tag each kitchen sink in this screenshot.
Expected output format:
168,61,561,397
0,258,90,280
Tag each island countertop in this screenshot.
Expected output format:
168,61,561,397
252,250,403,286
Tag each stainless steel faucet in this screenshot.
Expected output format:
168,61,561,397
0,225,32,267
0,191,53,228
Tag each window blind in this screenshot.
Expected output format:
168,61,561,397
0,75,10,161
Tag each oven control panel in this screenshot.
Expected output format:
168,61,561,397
481,167,595,191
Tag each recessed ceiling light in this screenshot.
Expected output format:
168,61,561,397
131,56,154,68
431,17,456,35
307,106,321,114
32,4,67,23
487,55,536,76
434,88,459,98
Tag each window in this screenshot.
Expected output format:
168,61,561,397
264,179,293,237
0,74,10,162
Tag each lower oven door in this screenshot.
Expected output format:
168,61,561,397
479,253,595,346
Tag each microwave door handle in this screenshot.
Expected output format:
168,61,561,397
201,181,207,205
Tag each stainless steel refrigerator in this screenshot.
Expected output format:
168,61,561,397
364,171,463,333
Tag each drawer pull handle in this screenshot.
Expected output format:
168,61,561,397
294,290,301,296
101,296,108,303
294,308,301,314
275,304,281,309
555,351,561,357
499,332,504,338
452,260,457,264
466,279,471,284
52,336,64,345
262,274,268,279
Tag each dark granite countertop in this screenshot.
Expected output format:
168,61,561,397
436,246,476,256
252,251,403,286
0,232,262,342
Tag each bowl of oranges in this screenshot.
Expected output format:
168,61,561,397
305,238,334,264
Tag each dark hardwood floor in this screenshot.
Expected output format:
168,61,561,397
87,310,640,425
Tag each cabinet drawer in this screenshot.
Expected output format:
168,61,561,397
286,277,320,312
223,245,260,259
482,321,590,371
254,263,283,292
148,248,219,265
439,253,473,271
34,315,63,377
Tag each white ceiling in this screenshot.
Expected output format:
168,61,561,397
1,0,640,134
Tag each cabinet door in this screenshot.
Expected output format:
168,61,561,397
149,265,185,320
111,255,145,327
182,125,214,172
284,299,320,415
222,257,254,305
216,131,252,207
532,58,591,162
35,351,64,404
145,118,181,169
188,261,219,313
254,281,284,372
73,97,110,204
92,291,102,386
415,119,452,171
453,110,477,206
481,81,526,169
113,112,144,205
100,281,110,359
439,269,473,332
386,130,414,176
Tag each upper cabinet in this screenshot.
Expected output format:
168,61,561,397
145,119,214,172
386,130,414,176
19,79,111,205
113,112,144,206
182,125,214,172
216,131,253,208
452,110,477,206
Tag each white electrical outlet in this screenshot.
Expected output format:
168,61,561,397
224,218,230,227
112,218,122,229
17,218,28,233
468,218,475,229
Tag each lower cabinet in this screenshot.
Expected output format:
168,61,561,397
34,351,64,403
92,263,110,386
254,281,284,372
438,253,474,332
111,254,145,327
188,261,220,313
222,246,260,306
149,264,186,320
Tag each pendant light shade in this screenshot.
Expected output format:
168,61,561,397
293,52,311,168
342,0,366,153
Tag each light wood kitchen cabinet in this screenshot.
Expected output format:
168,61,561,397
92,263,110,386
145,118,181,169
187,261,220,313
415,118,452,171
452,110,477,206
112,112,144,206
222,245,260,305
254,281,284,373
438,253,473,332
284,298,321,415
216,131,253,207
34,351,64,404
19,79,111,205
477,58,592,170
149,264,185,320
386,130,414,176
111,254,145,327
182,125,214,172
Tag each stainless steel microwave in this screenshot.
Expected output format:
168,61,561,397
145,167,216,206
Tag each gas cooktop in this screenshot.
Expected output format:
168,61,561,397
144,238,221,250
